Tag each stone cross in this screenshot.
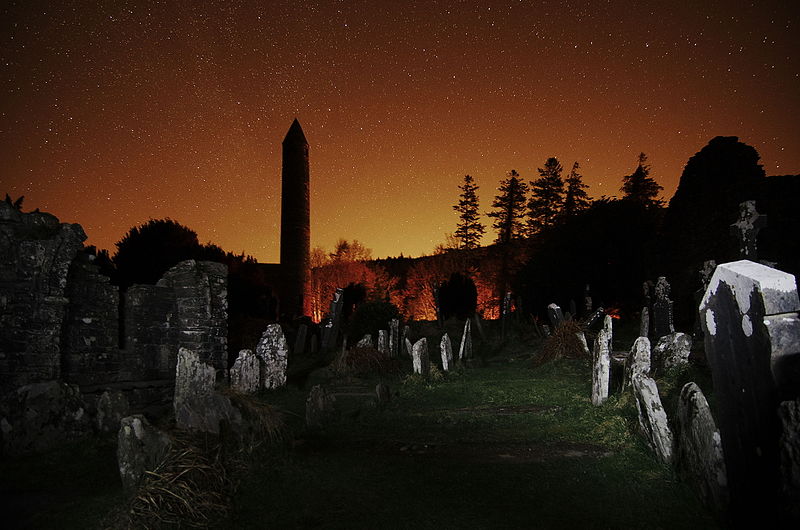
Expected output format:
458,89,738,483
700,259,800,522
730,200,767,260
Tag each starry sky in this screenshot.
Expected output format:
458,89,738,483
2,1,797,261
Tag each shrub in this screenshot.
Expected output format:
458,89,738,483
537,320,590,364
345,300,400,341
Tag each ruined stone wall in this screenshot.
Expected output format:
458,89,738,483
0,202,86,391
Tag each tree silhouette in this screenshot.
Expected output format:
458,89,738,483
4,193,24,210
453,174,485,249
488,170,529,244
562,162,591,218
113,218,202,289
621,153,663,207
329,239,372,262
527,157,565,236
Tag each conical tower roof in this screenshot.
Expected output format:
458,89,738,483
283,118,308,145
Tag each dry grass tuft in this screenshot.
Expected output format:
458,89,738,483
332,346,402,376
537,320,590,365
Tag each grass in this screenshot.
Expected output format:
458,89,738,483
227,358,717,529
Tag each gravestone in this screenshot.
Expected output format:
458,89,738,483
357,334,373,349
778,398,800,520
458,318,473,360
652,277,675,340
294,324,308,355
440,333,453,371
230,349,262,394
639,307,650,338
501,292,512,339
583,284,593,315
405,337,413,358
96,389,130,434
632,373,673,465
305,385,337,430
378,330,389,356
730,200,767,260
652,332,692,375
694,260,717,339
576,332,590,356
389,318,400,358
623,337,651,391
676,382,729,514
412,338,430,376
117,415,172,493
256,324,289,389
321,288,344,351
174,347,215,417
547,303,564,328
700,259,800,522
402,325,411,357
603,314,613,353
591,329,611,406
174,347,241,433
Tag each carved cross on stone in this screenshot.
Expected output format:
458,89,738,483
730,200,767,260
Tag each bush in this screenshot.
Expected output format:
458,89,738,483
345,300,400,341
537,320,590,364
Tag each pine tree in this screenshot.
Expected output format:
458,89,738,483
452,174,485,249
562,162,591,218
621,153,663,207
488,170,529,244
527,157,565,236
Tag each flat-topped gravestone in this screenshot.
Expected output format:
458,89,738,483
230,349,261,394
623,337,651,391
256,324,289,389
412,338,430,376
440,333,453,371
458,318,472,360
592,329,610,406
700,259,800,521
321,288,344,351
632,373,673,465
676,382,729,514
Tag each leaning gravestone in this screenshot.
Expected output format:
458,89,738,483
117,415,172,492
412,338,430,376
547,303,564,328
700,259,800,522
440,333,453,371
405,337,413,357
676,382,729,514
623,337,651,391
652,277,675,340
632,373,673,465
230,349,262,394
357,334,374,348
389,318,400,358
459,318,472,360
378,330,389,356
256,324,289,389
652,332,692,375
591,329,611,406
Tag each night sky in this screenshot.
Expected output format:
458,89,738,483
2,1,797,261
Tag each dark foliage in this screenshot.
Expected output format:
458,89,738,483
453,174,485,249
620,153,663,208
488,170,529,243
438,272,478,319
345,299,400,342
527,157,565,236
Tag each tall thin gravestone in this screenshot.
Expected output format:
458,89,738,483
591,329,611,406
389,318,400,359
652,277,675,340
378,330,389,356
700,260,800,524
440,334,453,371
459,318,472,361
412,338,430,376
501,291,512,339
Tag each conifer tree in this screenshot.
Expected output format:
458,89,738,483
488,170,529,244
452,174,485,249
621,152,663,207
527,157,565,236
562,161,591,218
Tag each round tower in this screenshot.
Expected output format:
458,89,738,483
280,118,311,318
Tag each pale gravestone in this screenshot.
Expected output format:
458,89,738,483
603,314,613,353
357,334,373,348
652,332,692,375
412,338,430,376
730,200,767,260
389,318,400,358
458,318,472,360
652,277,675,340
230,349,261,394
440,333,453,371
256,324,289,389
591,329,611,406
700,259,800,522
676,382,729,514
632,373,673,465
576,331,590,356
378,330,389,356
623,337,651,391
405,337,413,358
547,303,564,329
174,347,241,433
174,347,215,417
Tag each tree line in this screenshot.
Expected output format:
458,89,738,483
452,153,663,248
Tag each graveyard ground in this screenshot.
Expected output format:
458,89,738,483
1,321,719,529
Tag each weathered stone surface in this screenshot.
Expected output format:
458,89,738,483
440,333,453,371
676,382,729,514
576,332,590,356
458,318,472,360
700,259,800,518
591,329,610,406
405,337,413,358
547,303,564,328
174,347,215,418
176,393,242,434
652,276,675,340
305,385,337,430
412,338,430,376
632,373,673,465
623,337,651,391
389,319,400,358
0,380,91,455
378,330,389,356
652,332,692,374
256,324,289,389
230,349,262,394
779,398,800,521
603,314,613,352
96,389,130,434
357,334,374,349
117,415,172,492
639,306,649,339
